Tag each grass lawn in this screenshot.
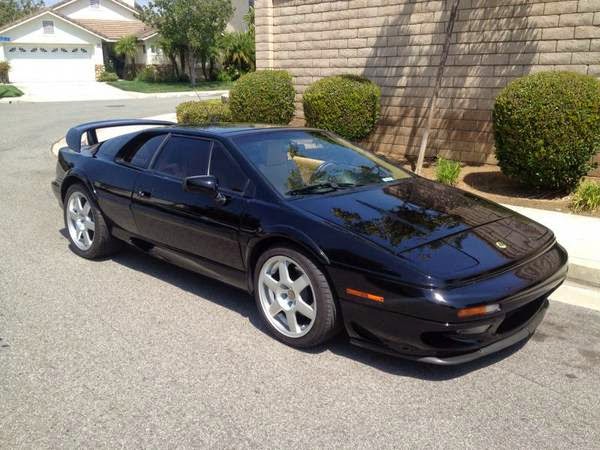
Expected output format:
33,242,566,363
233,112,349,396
0,84,24,98
107,79,233,93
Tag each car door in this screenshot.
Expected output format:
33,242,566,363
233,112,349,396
93,132,168,234
131,135,248,271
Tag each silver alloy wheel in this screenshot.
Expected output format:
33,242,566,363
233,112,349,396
66,191,95,251
258,255,317,338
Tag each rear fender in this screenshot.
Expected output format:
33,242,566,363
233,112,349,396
60,169,96,202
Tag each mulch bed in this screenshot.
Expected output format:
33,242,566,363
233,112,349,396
398,160,600,218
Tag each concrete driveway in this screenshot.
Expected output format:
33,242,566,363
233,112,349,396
1,99,600,448
12,81,139,102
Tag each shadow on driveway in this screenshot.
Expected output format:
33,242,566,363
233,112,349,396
60,228,525,380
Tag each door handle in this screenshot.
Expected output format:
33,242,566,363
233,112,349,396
215,192,228,206
137,190,151,198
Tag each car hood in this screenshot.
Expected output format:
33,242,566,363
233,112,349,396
295,178,554,281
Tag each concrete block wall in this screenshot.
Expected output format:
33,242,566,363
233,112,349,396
255,0,600,174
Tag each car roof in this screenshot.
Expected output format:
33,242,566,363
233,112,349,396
164,123,312,138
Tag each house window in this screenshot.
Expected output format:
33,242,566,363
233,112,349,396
90,0,100,8
42,20,54,34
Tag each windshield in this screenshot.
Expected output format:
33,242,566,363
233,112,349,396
232,130,410,197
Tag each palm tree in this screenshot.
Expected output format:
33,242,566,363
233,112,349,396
114,35,139,79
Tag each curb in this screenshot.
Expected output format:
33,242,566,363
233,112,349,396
568,263,600,288
4,89,229,103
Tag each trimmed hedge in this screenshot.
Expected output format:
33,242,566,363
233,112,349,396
136,66,157,82
98,70,118,82
229,70,295,124
303,74,381,140
176,100,232,124
493,71,600,192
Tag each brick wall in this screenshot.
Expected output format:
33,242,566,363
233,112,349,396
255,0,600,175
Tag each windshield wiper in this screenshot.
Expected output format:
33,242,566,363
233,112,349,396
286,182,358,196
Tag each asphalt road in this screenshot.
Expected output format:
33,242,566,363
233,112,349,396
1,99,600,449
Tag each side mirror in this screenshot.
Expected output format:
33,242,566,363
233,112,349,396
183,175,219,196
183,175,227,205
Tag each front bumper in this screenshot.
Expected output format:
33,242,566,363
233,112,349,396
347,298,548,365
335,243,567,365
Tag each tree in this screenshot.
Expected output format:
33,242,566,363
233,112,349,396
414,0,461,175
141,0,233,86
0,0,43,28
219,5,255,77
114,35,139,79
157,35,180,80
139,0,187,80
184,0,233,84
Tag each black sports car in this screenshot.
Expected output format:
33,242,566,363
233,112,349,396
51,119,568,365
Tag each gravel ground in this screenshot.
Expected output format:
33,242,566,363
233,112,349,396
1,100,600,449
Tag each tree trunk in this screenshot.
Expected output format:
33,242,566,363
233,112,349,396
169,53,179,79
200,58,208,82
208,57,215,81
187,46,197,87
179,47,186,80
415,0,461,175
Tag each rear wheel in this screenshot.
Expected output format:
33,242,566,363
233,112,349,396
64,183,121,259
254,246,340,348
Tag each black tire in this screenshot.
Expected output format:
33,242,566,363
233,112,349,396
254,246,341,348
63,183,122,259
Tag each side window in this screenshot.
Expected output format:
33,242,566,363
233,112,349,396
209,142,248,193
122,134,166,168
152,136,210,179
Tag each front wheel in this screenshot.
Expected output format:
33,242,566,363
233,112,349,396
254,246,340,348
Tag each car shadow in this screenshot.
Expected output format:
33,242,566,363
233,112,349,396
59,228,525,380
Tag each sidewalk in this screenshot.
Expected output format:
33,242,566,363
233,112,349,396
504,204,600,288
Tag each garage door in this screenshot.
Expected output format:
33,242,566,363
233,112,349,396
6,45,95,82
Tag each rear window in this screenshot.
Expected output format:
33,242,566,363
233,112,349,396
120,134,167,168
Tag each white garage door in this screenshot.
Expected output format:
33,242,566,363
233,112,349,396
6,45,95,82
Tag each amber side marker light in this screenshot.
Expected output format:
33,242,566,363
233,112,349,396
346,288,384,303
457,304,501,319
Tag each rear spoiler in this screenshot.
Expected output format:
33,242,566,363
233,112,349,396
65,119,175,152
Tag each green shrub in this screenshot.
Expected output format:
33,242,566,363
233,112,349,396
0,61,10,83
154,66,174,82
0,84,23,98
493,71,600,192
176,100,232,124
98,70,118,82
216,69,233,82
571,180,600,212
435,157,461,186
136,65,157,82
229,70,295,124
303,74,381,140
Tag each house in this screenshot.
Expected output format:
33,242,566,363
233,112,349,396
254,0,600,174
0,0,250,83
